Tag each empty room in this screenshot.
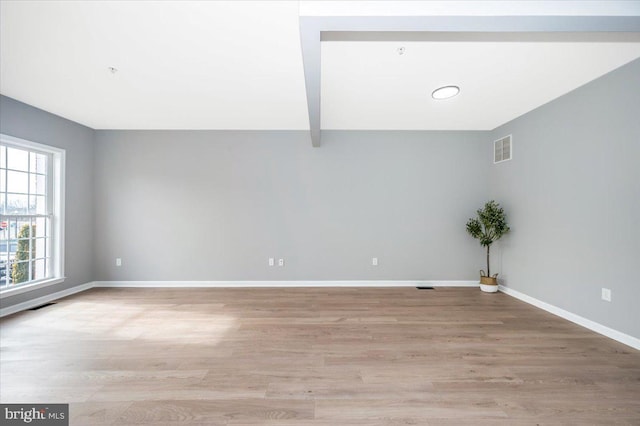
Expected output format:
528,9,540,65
1,1,640,425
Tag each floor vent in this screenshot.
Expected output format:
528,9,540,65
29,302,56,311
416,287,435,290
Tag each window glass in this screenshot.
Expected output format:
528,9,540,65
1,139,60,291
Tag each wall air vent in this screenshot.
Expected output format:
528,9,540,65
494,135,512,163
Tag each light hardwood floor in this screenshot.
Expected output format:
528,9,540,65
1,287,639,425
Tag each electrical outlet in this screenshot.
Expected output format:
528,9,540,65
372,257,378,266
601,288,612,302
278,258,285,267
116,258,122,267
268,258,275,266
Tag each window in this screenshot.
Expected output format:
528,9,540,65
0,134,65,295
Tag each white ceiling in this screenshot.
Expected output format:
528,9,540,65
0,1,310,129
1,1,640,131
321,40,640,130
300,1,640,17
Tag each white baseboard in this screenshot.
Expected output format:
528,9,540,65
0,281,95,317
499,285,640,351
94,280,479,288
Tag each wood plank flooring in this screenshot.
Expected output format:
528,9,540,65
1,287,639,425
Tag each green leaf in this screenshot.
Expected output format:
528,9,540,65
466,200,510,247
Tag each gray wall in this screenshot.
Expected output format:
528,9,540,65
4,58,638,341
489,58,640,339
93,130,489,281
0,95,95,308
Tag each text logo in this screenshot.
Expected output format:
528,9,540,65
1,404,68,425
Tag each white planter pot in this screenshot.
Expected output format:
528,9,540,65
480,283,499,293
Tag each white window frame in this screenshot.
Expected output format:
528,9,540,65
0,134,65,297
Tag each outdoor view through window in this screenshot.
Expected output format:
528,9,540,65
0,144,53,290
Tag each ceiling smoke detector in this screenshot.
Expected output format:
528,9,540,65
431,85,460,100
108,66,118,74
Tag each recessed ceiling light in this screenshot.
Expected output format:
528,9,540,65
432,85,460,100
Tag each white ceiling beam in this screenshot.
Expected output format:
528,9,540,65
299,7,640,147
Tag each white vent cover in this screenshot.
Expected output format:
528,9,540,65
494,135,512,163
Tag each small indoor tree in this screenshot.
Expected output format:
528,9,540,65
466,200,509,291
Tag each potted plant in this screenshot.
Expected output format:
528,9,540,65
466,200,510,293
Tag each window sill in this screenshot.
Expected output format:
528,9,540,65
0,277,66,298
